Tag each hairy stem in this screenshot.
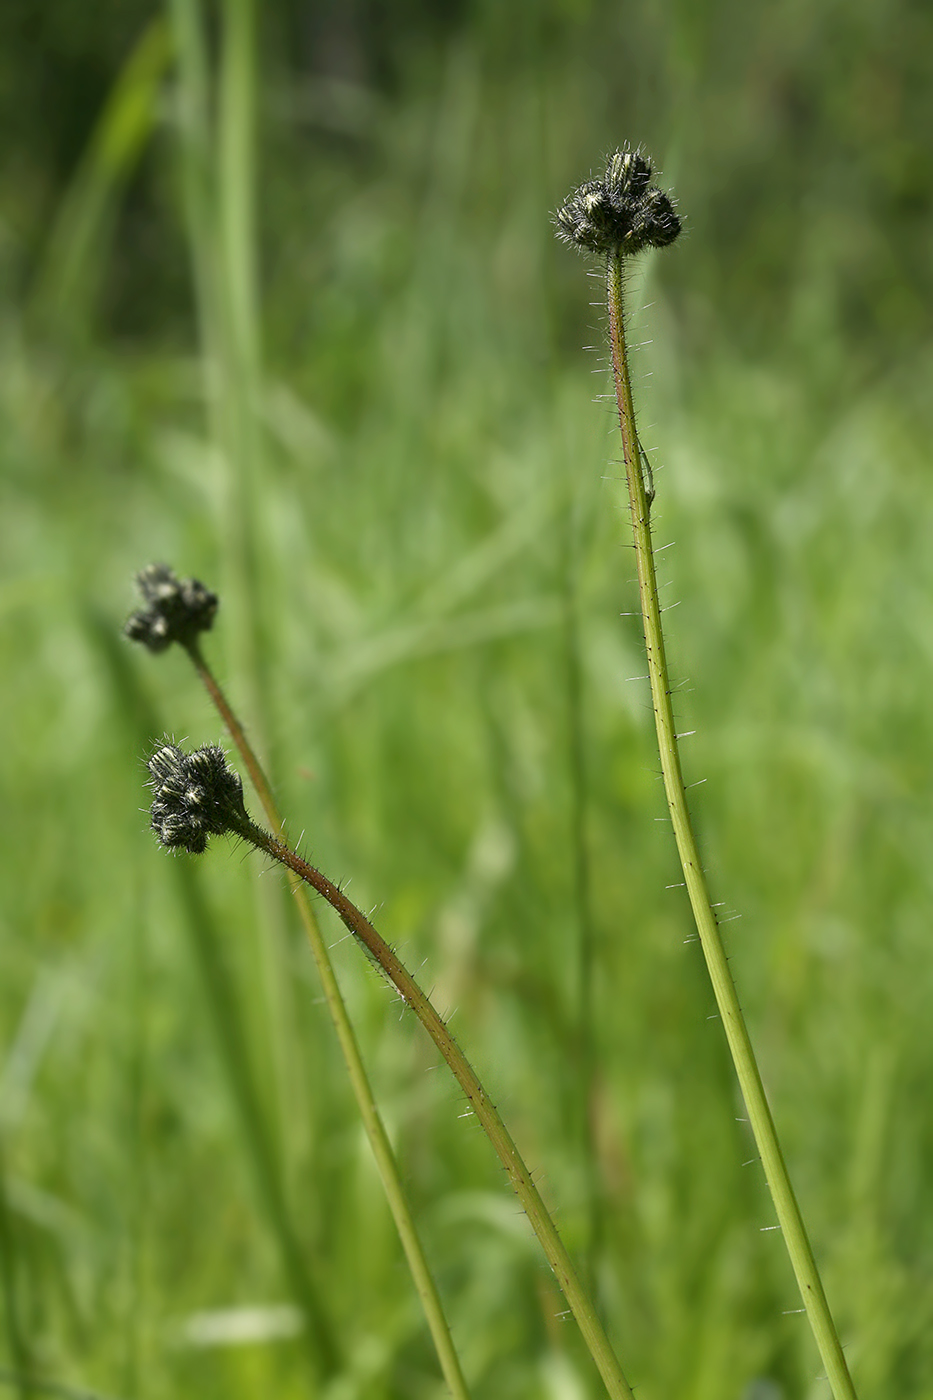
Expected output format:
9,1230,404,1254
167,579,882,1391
606,248,857,1400
224,808,637,1400
185,642,471,1400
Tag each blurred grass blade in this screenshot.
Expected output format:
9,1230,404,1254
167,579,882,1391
167,0,475,1376
0,1144,30,1400
170,0,265,693
167,0,308,1340
0,1369,125,1400
31,19,172,335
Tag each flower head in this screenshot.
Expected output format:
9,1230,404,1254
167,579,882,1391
148,741,248,854
555,147,681,257
125,563,218,653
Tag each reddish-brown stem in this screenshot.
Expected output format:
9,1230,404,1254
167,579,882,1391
186,641,280,825
230,815,637,1400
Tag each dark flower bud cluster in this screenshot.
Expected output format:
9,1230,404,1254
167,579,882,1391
555,147,681,257
125,563,218,653
148,741,249,854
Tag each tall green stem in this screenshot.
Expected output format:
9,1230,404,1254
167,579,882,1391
186,643,471,1400
606,248,857,1399
224,809,637,1400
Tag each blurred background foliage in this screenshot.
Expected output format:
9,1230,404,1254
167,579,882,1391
1,1,932,1398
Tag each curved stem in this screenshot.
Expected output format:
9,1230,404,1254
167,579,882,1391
225,809,637,1400
605,249,857,1400
186,643,471,1400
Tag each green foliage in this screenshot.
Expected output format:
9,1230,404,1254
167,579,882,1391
1,2,931,1397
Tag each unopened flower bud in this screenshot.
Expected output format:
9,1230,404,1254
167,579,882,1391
125,564,218,653
555,146,681,257
148,741,248,854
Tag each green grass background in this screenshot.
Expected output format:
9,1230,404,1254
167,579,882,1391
1,1,932,1397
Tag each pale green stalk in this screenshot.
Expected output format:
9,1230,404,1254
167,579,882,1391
0,1144,29,1400
169,0,302,1303
606,248,857,1400
168,6,470,1390
185,641,471,1400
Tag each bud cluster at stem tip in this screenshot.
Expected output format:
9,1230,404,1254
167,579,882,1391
125,563,218,653
148,741,249,854
555,146,681,257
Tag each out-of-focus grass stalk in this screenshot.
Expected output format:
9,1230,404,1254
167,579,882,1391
31,18,172,335
168,0,265,703
168,0,306,1332
559,484,602,1293
0,1145,29,1400
215,0,265,681
167,3,471,1390
605,246,858,1400
209,0,305,1192
186,640,472,1400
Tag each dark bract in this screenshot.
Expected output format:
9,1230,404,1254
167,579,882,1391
147,741,247,854
555,147,681,257
125,563,219,653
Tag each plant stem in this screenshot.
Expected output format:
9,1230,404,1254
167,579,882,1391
172,856,339,1374
185,643,471,1400
170,12,469,1385
605,248,857,1399
0,1143,29,1400
560,500,602,1294
222,806,637,1400
171,0,300,1182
